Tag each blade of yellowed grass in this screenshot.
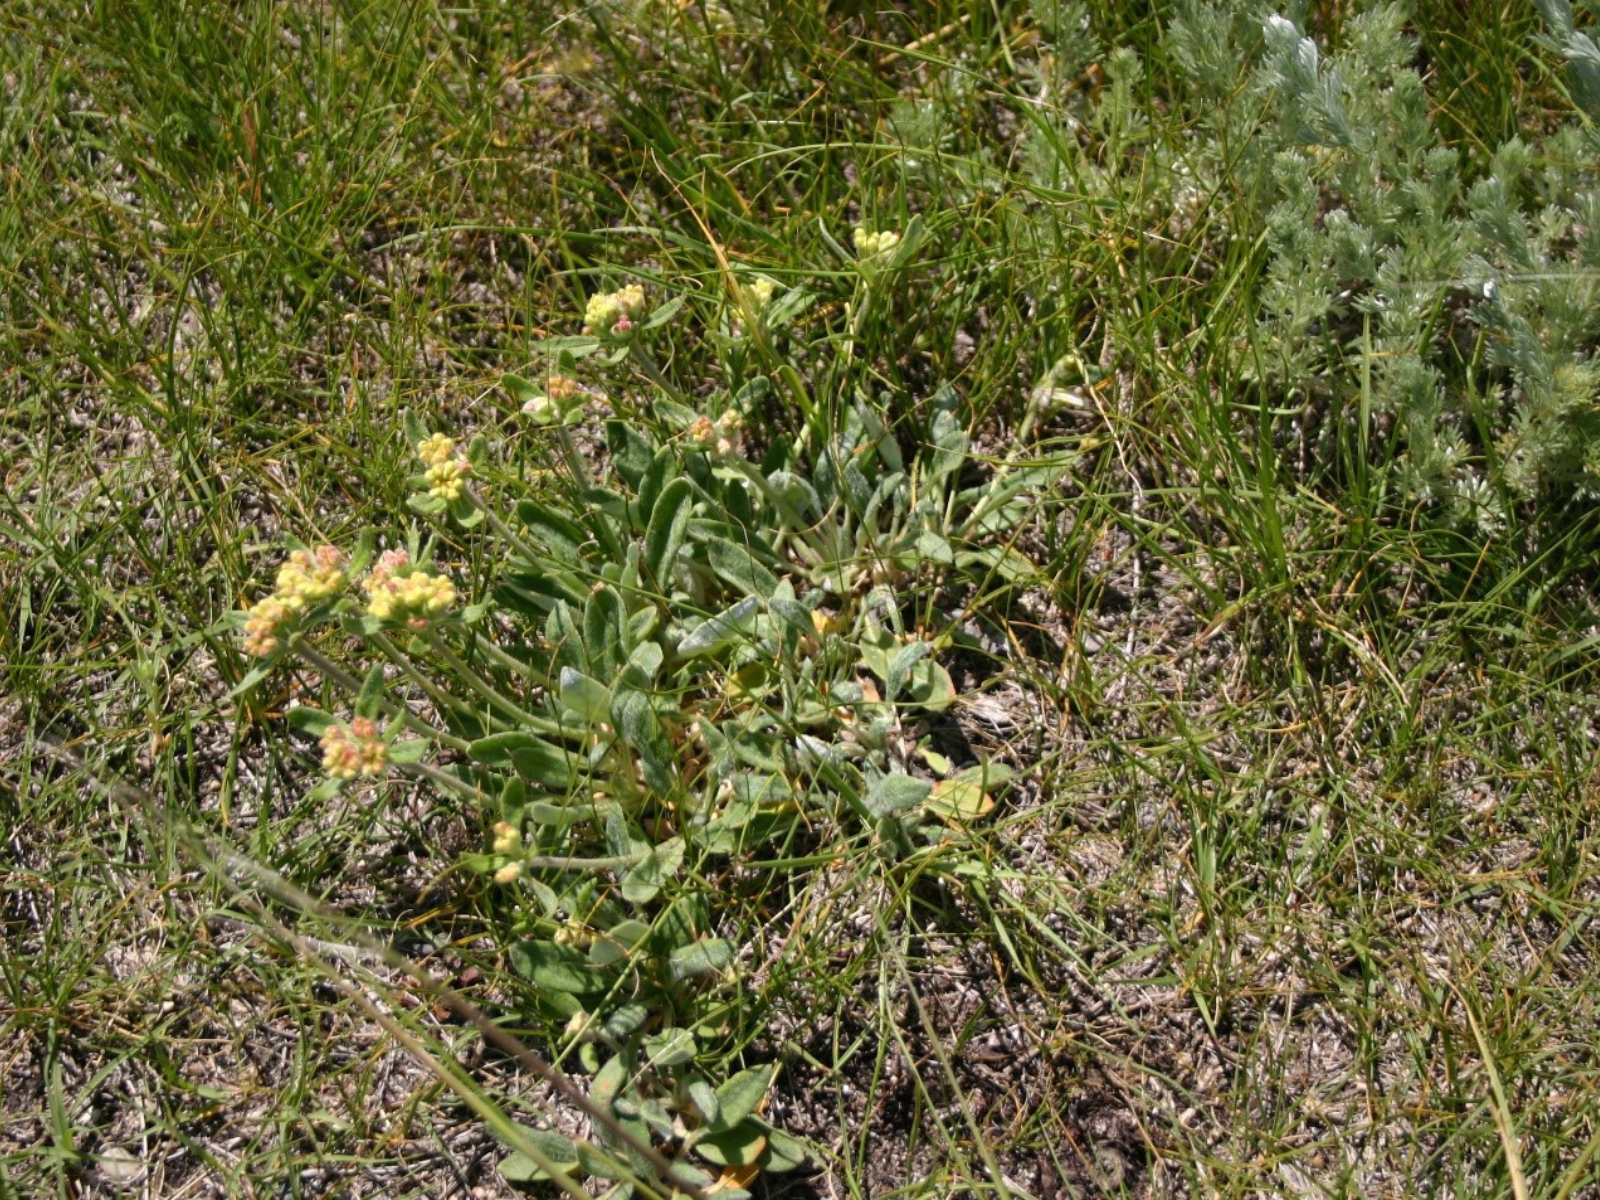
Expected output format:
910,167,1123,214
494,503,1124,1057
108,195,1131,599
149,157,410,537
1457,983,1530,1200
1553,1122,1600,1200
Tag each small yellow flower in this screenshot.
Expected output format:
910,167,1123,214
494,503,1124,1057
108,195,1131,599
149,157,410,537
687,415,717,449
242,595,293,657
493,861,523,885
425,459,469,501
416,433,470,500
745,277,776,310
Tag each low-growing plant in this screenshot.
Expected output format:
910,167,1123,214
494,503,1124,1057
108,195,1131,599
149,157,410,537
232,235,1054,1194
1176,2,1600,537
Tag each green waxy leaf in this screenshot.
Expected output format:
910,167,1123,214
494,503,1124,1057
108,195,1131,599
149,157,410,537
693,1121,767,1167
387,739,427,763
642,1027,696,1067
764,469,819,520
559,667,611,724
915,529,956,564
498,1129,582,1183
907,658,956,711
229,662,276,698
864,772,932,818
501,372,539,406
526,801,584,828
515,500,589,563
354,663,386,719
885,639,930,701
470,732,575,789
509,940,608,994
711,1063,776,1131
688,1078,720,1127
583,585,627,678
606,420,655,488
407,492,447,516
469,731,559,765
642,294,684,329
645,477,694,589
589,919,651,966
603,1002,650,1041
760,1125,811,1171
589,1051,628,1112
677,596,760,658
636,447,673,531
610,687,674,795
925,763,1013,824
669,937,734,981
286,707,338,737
706,536,778,599
622,836,684,904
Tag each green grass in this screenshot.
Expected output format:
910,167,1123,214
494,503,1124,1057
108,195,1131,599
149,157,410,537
6,0,1600,1197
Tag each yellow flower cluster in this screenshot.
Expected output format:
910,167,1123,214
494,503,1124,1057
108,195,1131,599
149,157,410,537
320,716,388,780
416,434,470,500
417,433,455,467
242,545,346,657
745,277,776,310
546,374,581,401
363,549,457,628
852,226,901,258
583,284,646,335
366,571,456,625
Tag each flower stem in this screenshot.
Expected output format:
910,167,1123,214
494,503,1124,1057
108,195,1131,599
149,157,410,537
552,424,592,489
627,340,695,409
521,851,648,871
424,629,568,737
471,631,547,685
368,630,499,731
464,485,542,563
401,760,485,798
292,643,471,753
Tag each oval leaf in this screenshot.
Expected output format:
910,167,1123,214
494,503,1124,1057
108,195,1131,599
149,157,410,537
711,1063,776,1132
645,477,695,588
499,1129,582,1183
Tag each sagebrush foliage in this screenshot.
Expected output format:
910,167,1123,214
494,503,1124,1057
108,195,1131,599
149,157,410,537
1011,0,1600,533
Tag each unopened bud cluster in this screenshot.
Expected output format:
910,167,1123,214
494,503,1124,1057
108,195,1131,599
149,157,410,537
744,277,776,310
583,284,646,338
522,374,586,422
243,545,346,657
320,716,388,780
363,548,457,628
688,409,744,457
491,820,524,884
491,820,522,855
853,227,901,258
417,433,470,501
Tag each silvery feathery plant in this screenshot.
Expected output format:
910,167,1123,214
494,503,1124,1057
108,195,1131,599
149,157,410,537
1017,0,1600,539
1170,2,1600,534
232,227,1060,1194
